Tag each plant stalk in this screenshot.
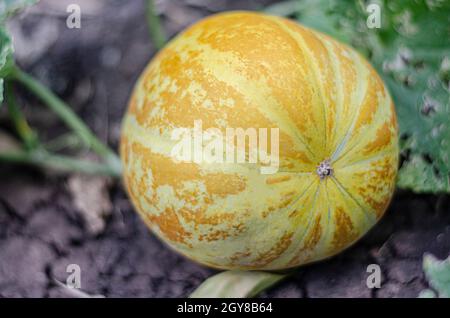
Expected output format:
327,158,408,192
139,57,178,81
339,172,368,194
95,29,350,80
44,132,81,152
0,149,121,177
5,81,38,150
146,0,167,50
8,66,122,176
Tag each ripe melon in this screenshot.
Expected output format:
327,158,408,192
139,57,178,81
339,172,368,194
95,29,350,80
120,11,398,270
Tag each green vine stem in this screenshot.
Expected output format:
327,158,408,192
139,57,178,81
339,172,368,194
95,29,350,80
146,0,167,50
0,148,121,177
44,132,81,152
5,80,38,150
7,65,122,176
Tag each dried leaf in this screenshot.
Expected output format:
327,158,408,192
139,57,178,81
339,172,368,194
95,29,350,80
0,129,21,152
53,280,105,298
68,174,112,235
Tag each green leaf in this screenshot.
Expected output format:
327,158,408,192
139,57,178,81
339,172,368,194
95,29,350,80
397,154,450,193
145,0,167,50
418,289,437,298
264,1,304,17
277,0,450,193
0,0,38,105
189,271,287,298
0,78,3,104
422,253,450,298
0,27,13,105
0,0,38,23
0,27,13,75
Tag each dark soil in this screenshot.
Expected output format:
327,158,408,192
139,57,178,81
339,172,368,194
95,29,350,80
0,0,449,298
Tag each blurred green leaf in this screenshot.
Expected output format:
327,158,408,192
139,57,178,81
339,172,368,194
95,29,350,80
189,271,286,298
0,0,38,106
268,0,450,193
418,289,437,298
264,0,304,17
422,253,450,298
146,0,166,50
0,0,38,23
0,28,13,105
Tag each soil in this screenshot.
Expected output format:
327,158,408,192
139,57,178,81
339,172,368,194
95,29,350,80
0,0,449,298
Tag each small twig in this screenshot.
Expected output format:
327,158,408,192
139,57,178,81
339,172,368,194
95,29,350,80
146,0,167,50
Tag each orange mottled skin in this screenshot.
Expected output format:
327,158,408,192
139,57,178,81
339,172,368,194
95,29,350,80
120,12,398,270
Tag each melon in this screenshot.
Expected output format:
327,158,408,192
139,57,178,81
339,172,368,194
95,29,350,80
120,11,398,270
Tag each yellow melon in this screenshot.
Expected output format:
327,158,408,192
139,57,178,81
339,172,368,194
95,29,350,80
120,11,398,270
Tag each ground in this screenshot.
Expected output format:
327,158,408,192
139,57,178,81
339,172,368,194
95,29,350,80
0,0,449,298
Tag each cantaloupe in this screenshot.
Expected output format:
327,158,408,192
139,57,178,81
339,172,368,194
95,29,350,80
120,11,398,270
